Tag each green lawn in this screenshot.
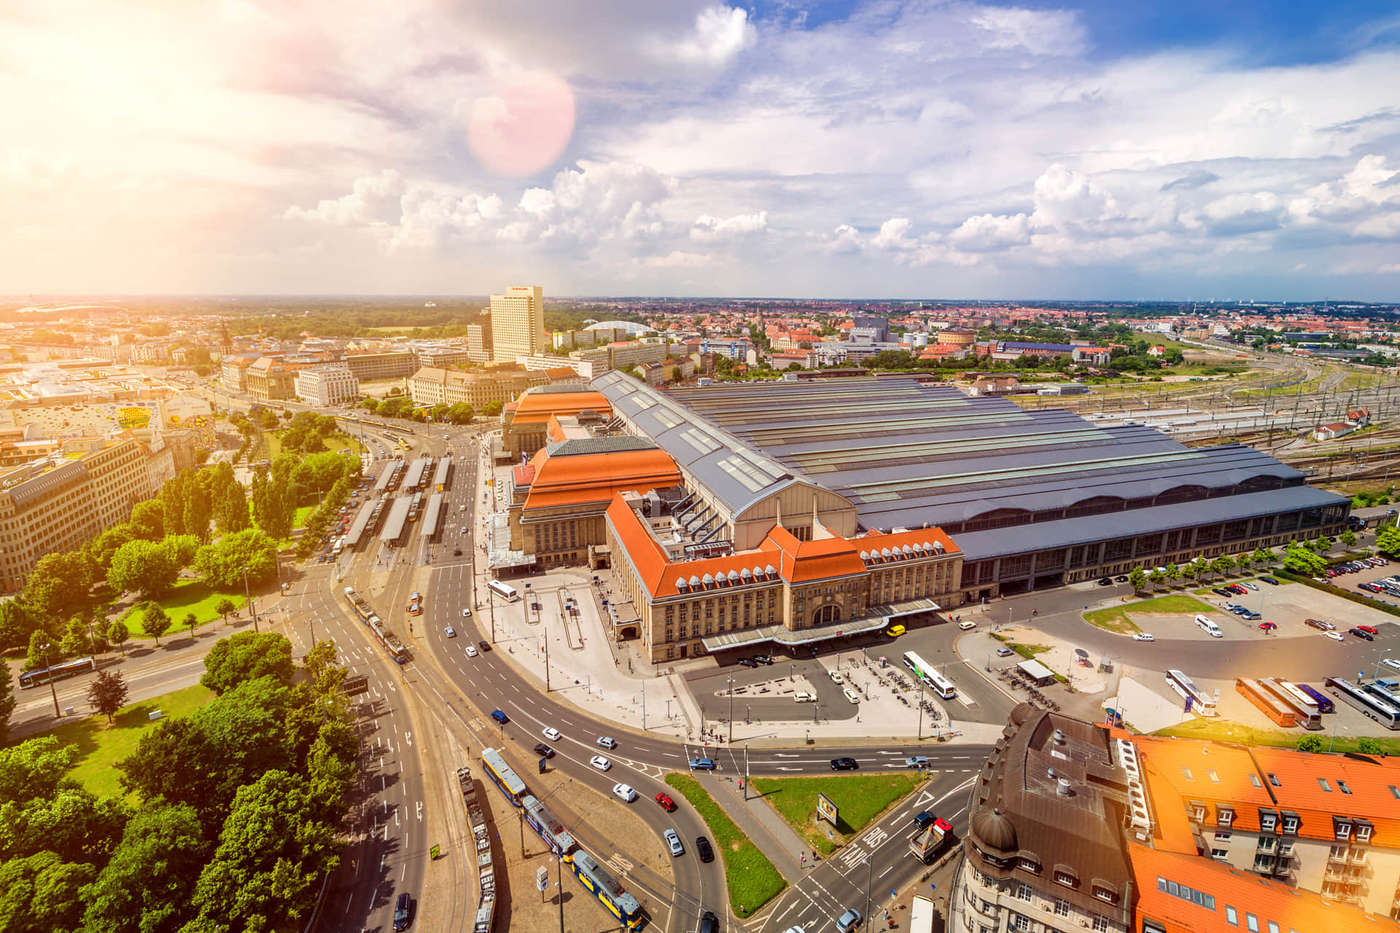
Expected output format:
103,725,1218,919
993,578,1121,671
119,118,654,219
19,684,216,798
117,580,247,637
1156,718,1400,755
293,504,317,529
750,772,923,856
665,774,786,917
1083,594,1214,635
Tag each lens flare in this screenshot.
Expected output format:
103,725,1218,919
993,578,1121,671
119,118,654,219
467,72,575,179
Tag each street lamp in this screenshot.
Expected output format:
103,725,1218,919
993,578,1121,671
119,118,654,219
41,642,60,718
727,677,734,744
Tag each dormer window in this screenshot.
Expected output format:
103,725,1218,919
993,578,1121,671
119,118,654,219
1092,885,1118,904
1282,815,1298,834
1336,821,1352,840
1356,824,1373,843
1018,858,1041,874
1260,812,1277,833
1055,870,1078,889
1218,807,1234,827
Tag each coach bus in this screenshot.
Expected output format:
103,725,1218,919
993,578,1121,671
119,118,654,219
18,655,96,689
1271,680,1324,730
1326,677,1400,730
1165,670,1218,716
480,747,527,807
1295,683,1335,714
489,580,520,602
569,848,644,930
1237,678,1299,728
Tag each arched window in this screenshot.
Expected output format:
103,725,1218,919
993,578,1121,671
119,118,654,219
812,604,841,625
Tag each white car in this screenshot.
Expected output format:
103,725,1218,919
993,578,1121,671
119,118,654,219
461,608,472,617
612,782,636,803
1132,632,1155,642
1241,582,1259,591
444,626,456,638
1324,631,1345,642
596,736,617,750
465,644,478,657
542,727,562,742
590,755,612,772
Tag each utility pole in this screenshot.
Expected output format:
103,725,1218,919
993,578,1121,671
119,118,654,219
642,680,646,731
556,853,566,933
728,678,734,743
744,744,750,801
44,643,60,718
865,845,874,927
544,620,550,692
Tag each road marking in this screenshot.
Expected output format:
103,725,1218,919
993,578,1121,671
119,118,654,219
416,800,423,821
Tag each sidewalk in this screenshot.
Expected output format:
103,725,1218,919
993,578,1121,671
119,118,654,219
700,772,808,884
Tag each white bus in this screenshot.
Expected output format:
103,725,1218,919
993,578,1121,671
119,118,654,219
488,579,520,602
1166,669,1217,716
909,896,935,933
902,651,956,699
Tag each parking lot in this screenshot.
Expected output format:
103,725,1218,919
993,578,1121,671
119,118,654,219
1190,573,1399,644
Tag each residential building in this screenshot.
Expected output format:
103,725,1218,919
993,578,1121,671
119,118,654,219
0,439,153,592
953,705,1134,933
220,354,258,393
294,364,359,406
467,320,493,362
490,285,546,361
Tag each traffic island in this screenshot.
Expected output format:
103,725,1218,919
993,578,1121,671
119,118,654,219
1081,593,1214,635
748,772,924,856
665,773,787,918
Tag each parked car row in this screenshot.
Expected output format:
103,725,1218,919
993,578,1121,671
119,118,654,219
1328,556,1389,578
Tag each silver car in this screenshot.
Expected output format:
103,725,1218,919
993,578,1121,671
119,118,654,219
664,829,684,856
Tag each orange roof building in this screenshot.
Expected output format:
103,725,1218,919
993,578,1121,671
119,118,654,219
501,385,612,457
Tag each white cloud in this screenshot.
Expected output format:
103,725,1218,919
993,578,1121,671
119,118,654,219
949,212,1031,251
690,210,768,241
647,250,712,268
660,5,756,66
969,7,1087,56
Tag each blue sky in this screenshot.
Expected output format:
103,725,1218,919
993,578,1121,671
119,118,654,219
1,0,1398,299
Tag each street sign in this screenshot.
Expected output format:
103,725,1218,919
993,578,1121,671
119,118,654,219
817,792,839,826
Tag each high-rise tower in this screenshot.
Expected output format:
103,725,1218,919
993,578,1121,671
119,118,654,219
489,285,544,362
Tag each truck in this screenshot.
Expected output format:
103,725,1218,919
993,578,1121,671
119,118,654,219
908,816,953,863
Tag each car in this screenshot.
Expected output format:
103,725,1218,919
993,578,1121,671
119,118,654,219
1325,631,1345,641
695,835,714,862
1242,611,1262,621
479,640,491,652
837,908,863,933
995,646,1014,657
736,658,758,668
830,757,859,771
590,755,612,771
444,626,456,638
957,620,976,630
793,691,815,702
1350,627,1376,641
1260,576,1280,585
612,783,637,803
905,755,929,768
689,757,716,771
1241,581,1259,591
465,644,478,657
1096,576,1114,586
490,709,509,724
1133,632,1155,642
1361,583,1382,593
453,548,462,555
1359,624,1380,635
542,727,561,741
1224,602,1242,611
410,591,420,602
699,911,719,933
885,624,906,638
1231,584,1249,594
393,893,412,931
913,810,937,829
1304,618,1331,631
753,655,774,665
655,792,677,812
664,828,685,856
1212,587,1232,597
596,736,617,750
533,743,555,759
829,670,844,685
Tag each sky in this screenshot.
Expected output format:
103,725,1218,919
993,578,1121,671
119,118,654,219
2,0,1399,300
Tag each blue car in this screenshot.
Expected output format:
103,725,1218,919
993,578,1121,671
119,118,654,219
490,709,509,725
689,757,716,771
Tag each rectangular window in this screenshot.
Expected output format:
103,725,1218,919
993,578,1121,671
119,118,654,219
1318,778,1332,792
1054,871,1077,888
1247,914,1259,933
1357,824,1372,842
1337,823,1351,840
1282,816,1297,833
1338,780,1352,795
1226,906,1238,926
1017,884,1031,901
1267,773,1281,787
1249,774,1263,788
1092,918,1108,933
1054,899,1069,917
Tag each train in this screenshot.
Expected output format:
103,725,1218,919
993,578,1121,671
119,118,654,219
478,747,644,929
342,586,410,663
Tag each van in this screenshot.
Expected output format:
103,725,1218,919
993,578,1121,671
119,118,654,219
794,691,815,703
957,620,976,631
1194,614,1224,638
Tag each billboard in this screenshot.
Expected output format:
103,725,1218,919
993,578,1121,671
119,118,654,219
817,792,838,826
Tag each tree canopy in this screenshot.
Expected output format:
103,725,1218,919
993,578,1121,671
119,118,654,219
200,633,295,695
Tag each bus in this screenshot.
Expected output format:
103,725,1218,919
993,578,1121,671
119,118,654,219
1296,683,1335,714
480,747,527,807
910,896,936,933
569,848,644,930
1165,670,1217,717
901,651,955,698
522,794,577,856
1236,678,1299,728
489,580,520,602
18,655,96,689
1271,680,1324,730
1326,677,1400,730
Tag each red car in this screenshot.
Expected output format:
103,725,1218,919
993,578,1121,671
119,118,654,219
655,792,677,812
1357,624,1379,636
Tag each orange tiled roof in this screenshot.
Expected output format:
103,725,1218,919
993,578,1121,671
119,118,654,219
523,448,681,512
508,390,611,427
1130,843,1400,933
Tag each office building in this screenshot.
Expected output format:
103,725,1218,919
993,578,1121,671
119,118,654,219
341,350,416,382
0,439,154,592
490,285,546,362
407,365,550,410
294,364,359,406
244,357,303,402
467,320,493,363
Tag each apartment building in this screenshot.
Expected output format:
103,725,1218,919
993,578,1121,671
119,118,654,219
0,438,153,592
490,285,545,361
294,364,359,407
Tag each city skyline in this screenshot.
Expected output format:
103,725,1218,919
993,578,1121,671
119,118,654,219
3,1,1398,300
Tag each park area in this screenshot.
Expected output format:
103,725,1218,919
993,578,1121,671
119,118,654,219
751,772,924,856
665,773,786,918
1082,594,1214,635
116,580,247,639
35,684,215,798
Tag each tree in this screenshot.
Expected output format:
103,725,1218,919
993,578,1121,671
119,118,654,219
106,539,178,599
215,598,237,627
23,551,94,623
141,603,172,645
87,670,129,723
88,523,136,570
483,399,503,417
1253,546,1275,566
0,664,12,745
183,473,213,541
194,529,278,590
0,737,78,805
25,631,53,673
1378,524,1400,559
1296,734,1324,753
60,615,91,658
0,600,30,654
162,533,201,570
1357,737,1385,756
1283,543,1326,577
79,802,209,933
0,851,97,933
1340,529,1358,548
1164,563,1180,585
215,478,251,535
1147,569,1165,588
129,499,165,540
107,620,129,657
200,632,294,695
1127,566,1146,592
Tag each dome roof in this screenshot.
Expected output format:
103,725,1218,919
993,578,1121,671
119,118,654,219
971,807,1018,855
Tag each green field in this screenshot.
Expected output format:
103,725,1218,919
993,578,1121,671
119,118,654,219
21,684,216,798
1082,594,1214,635
117,580,247,637
293,504,317,528
1156,718,1400,755
665,774,786,917
750,772,923,855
